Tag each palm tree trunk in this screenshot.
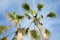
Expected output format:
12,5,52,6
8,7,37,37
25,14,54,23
16,28,23,40
34,18,48,40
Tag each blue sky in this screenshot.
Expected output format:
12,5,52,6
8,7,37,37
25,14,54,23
0,0,60,40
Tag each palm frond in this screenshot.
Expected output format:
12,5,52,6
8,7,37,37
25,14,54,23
37,3,43,10
12,36,16,40
1,37,8,40
0,26,8,34
24,13,31,19
37,17,41,22
45,29,50,36
8,12,24,20
16,15,24,20
24,28,29,35
30,30,40,40
8,12,15,20
22,28,29,35
22,3,30,10
34,13,37,18
46,12,56,18
29,10,36,16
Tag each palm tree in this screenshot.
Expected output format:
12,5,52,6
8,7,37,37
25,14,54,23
22,3,56,40
7,12,24,40
0,25,8,34
0,3,56,40
0,25,8,40
7,12,40,40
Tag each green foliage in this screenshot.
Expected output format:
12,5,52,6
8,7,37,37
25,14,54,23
16,15,24,20
30,30,40,40
8,12,15,20
37,15,43,22
22,3,30,10
8,12,24,27
46,12,56,18
45,29,50,35
37,4,43,10
12,36,16,40
34,14,37,18
24,28,29,35
1,37,7,40
8,12,24,20
37,17,41,22
0,26,8,34
22,28,29,35
29,10,36,16
24,13,31,19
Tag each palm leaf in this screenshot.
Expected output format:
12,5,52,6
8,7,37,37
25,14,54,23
1,37,8,40
34,13,37,18
8,12,24,20
8,12,24,27
45,29,50,35
8,12,15,20
22,3,30,10
25,28,29,34
37,3,43,10
12,36,16,40
37,17,41,22
0,26,8,34
29,10,36,16
24,13,31,19
22,28,29,35
30,30,40,40
46,12,56,18
16,15,24,20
